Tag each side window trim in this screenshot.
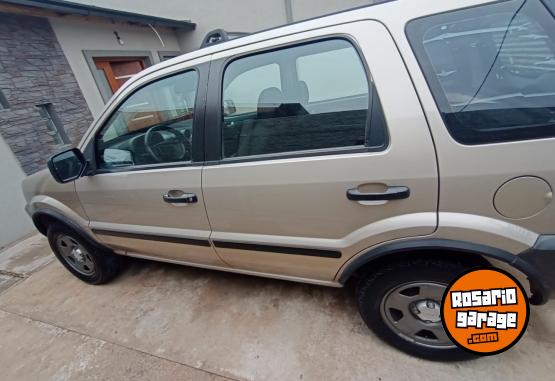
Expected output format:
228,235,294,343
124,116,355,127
85,63,209,175
204,34,389,164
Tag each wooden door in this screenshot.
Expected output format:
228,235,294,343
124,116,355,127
94,57,146,93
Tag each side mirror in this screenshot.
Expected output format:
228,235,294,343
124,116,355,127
47,148,87,184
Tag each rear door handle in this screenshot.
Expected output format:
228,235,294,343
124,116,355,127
163,191,198,204
346,186,410,201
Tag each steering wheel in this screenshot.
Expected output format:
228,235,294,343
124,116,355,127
144,125,191,163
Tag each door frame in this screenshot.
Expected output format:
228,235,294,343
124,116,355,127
83,50,155,103
93,57,147,94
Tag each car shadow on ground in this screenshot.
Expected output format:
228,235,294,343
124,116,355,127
116,255,365,326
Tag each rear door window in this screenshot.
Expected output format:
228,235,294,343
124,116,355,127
407,0,555,144
221,39,387,159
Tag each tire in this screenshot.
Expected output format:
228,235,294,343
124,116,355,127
356,258,478,361
47,223,122,285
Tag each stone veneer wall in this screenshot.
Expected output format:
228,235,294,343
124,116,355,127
0,13,93,175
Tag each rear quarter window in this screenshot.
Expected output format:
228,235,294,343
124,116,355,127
407,0,555,145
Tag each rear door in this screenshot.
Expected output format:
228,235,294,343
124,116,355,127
201,21,439,282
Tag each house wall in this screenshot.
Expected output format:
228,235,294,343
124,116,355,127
170,0,287,52
49,18,182,117
0,134,33,249
0,13,93,175
68,0,374,52
291,0,376,22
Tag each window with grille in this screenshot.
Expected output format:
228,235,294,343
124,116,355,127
37,104,70,145
0,89,9,110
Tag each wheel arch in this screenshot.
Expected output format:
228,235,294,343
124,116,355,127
32,209,110,252
337,238,548,305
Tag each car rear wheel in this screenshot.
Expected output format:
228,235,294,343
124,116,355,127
356,258,478,361
47,223,122,284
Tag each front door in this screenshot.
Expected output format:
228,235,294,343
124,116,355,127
201,21,439,281
76,60,224,267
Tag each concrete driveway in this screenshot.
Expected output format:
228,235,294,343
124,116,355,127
0,235,554,381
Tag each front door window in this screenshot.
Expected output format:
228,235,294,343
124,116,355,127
95,70,198,169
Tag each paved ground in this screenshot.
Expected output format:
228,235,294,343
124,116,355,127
0,235,554,381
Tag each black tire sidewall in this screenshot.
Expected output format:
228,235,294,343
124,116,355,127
357,260,478,361
47,224,119,285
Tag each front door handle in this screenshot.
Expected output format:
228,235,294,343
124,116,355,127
163,191,198,204
346,186,410,201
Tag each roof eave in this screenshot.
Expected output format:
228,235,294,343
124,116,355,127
1,0,196,30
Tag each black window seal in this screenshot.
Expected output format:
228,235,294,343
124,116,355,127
204,34,389,163
91,160,202,175
206,146,381,166
542,0,555,17
84,62,208,175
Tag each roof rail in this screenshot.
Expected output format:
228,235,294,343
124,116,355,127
200,29,249,48
198,0,397,50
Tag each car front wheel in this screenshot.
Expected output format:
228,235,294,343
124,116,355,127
47,223,122,285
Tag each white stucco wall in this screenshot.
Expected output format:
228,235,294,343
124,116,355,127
49,17,182,117
177,0,376,49
0,135,33,250
291,0,374,22
166,0,288,53
67,0,374,52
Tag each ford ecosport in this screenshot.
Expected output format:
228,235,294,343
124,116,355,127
22,0,555,360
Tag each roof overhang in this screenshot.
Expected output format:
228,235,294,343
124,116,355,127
0,0,196,30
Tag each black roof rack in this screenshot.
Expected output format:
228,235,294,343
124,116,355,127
198,0,396,50
200,29,249,48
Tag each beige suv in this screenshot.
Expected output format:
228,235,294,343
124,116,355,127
22,0,555,360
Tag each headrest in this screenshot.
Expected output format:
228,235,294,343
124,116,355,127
257,87,284,117
292,80,309,105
